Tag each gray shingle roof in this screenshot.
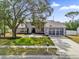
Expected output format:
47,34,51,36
44,20,66,28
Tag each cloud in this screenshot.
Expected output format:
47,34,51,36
50,2,60,7
60,5,79,10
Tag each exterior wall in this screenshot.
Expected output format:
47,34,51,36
44,27,49,35
66,30,77,35
16,28,27,33
26,23,32,33
28,27,32,33
64,28,66,35
77,27,79,35
16,23,32,34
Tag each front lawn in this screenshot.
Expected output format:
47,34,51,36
0,36,54,46
0,36,56,55
0,48,57,55
67,36,79,43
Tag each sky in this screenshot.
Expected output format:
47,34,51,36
47,0,79,22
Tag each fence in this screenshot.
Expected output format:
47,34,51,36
66,30,77,35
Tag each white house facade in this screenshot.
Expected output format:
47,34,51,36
16,22,32,34
16,20,66,36
77,27,79,35
44,21,66,36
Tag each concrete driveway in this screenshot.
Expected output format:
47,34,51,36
50,36,79,59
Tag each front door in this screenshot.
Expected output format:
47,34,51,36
32,28,35,33
27,28,29,34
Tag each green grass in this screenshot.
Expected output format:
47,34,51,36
0,48,57,55
0,36,54,46
0,36,56,55
67,36,79,43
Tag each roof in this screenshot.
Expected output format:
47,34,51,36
18,20,66,28
44,20,66,28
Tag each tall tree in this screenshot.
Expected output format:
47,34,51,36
32,19,45,33
65,11,79,20
0,1,7,37
31,0,53,33
0,0,53,38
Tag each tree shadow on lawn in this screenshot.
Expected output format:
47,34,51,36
0,37,21,39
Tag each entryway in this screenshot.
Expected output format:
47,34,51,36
32,28,35,33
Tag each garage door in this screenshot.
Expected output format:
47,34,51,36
49,28,64,36
49,28,55,35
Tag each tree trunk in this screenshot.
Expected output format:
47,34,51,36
3,25,5,37
3,19,5,38
12,28,16,38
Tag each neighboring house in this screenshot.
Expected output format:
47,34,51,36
16,20,66,36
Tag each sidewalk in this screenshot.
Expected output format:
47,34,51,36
50,36,79,59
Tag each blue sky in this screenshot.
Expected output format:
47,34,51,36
47,0,79,22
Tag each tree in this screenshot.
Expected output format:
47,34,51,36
0,0,53,38
31,0,53,33
65,20,79,30
0,1,8,37
65,11,79,30
0,20,4,34
32,19,45,33
65,11,79,20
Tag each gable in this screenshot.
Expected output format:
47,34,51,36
44,21,66,28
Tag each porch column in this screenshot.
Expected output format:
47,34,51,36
64,28,66,35
55,28,56,36
59,28,60,36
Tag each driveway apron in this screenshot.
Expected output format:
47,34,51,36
50,36,79,59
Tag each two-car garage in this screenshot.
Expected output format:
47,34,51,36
44,21,66,36
49,28,65,36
